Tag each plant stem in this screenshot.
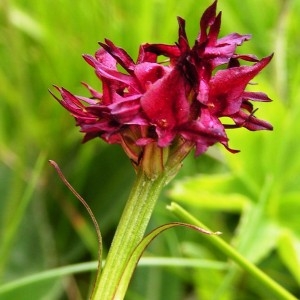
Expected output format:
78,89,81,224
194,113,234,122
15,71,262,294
90,169,168,300
168,202,298,300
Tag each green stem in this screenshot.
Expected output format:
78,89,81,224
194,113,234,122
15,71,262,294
168,202,298,300
90,169,168,300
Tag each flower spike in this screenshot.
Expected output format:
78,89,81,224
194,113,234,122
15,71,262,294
52,1,273,175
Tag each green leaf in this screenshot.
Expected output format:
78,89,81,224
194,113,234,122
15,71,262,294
231,176,280,264
0,257,226,298
169,173,250,212
0,262,97,299
236,210,280,263
277,230,300,285
277,192,300,236
113,222,217,299
0,152,47,277
167,202,298,300
0,279,63,300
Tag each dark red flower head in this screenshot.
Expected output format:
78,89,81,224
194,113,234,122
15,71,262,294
52,1,273,174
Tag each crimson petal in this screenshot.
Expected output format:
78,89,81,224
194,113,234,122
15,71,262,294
141,68,190,131
208,55,273,115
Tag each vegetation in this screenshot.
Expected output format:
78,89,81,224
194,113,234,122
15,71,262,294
0,0,299,299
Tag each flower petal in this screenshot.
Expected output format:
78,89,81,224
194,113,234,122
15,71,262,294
99,39,136,73
198,1,218,44
242,91,272,102
208,55,273,115
134,63,168,91
141,68,190,131
231,109,273,131
180,109,228,155
108,94,148,125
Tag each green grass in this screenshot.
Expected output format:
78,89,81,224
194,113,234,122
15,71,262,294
0,0,299,299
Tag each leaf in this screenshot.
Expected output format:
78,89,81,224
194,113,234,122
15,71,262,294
0,152,46,277
0,279,62,300
277,230,300,285
113,222,218,299
49,160,102,275
168,173,250,212
0,257,226,298
167,202,297,300
277,192,300,236
236,212,280,263
231,177,281,264
0,262,97,296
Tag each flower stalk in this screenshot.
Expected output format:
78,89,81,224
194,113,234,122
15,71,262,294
90,169,169,300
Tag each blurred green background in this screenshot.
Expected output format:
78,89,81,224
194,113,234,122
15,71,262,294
0,0,299,299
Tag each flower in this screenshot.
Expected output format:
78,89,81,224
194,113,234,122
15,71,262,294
52,0,272,175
